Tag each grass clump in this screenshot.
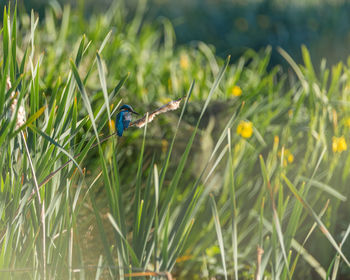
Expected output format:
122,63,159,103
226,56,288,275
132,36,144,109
0,1,349,279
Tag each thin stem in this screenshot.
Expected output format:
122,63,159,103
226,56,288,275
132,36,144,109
21,131,46,280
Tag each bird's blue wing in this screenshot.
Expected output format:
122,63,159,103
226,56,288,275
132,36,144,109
116,111,132,137
116,112,124,137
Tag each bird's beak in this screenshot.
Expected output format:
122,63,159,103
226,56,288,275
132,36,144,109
132,110,140,115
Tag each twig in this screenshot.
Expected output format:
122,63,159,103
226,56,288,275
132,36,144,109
130,96,185,128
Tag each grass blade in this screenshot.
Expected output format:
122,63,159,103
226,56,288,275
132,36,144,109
210,194,228,280
70,59,100,145
96,52,111,122
107,213,140,268
28,124,83,175
282,173,350,267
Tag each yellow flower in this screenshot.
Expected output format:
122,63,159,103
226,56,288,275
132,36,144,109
109,120,115,133
278,148,294,166
180,54,189,70
288,109,293,118
237,120,253,138
332,140,337,152
345,118,350,128
287,153,294,163
231,85,242,97
332,136,347,153
161,139,169,153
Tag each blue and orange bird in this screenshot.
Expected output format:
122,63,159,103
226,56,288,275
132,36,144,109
115,104,139,137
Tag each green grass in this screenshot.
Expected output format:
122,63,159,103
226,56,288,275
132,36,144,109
0,1,350,279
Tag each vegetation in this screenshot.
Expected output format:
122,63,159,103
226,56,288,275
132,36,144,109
0,1,349,279
16,0,350,67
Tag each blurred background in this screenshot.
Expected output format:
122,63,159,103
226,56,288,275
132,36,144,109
5,0,350,67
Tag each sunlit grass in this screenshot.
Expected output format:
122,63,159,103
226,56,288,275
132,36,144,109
0,1,349,279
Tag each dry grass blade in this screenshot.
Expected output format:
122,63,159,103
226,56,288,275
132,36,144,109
255,246,264,280
124,271,173,279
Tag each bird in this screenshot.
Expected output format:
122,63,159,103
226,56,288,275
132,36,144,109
115,104,139,137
